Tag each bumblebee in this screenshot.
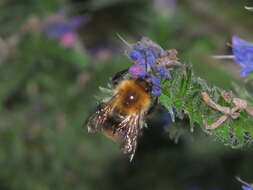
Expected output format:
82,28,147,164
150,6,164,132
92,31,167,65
85,70,154,161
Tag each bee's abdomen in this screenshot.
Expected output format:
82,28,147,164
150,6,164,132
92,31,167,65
102,116,121,141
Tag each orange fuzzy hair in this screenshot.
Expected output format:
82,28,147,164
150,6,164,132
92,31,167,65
112,80,151,115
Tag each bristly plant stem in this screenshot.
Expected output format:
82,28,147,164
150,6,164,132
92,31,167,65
159,61,253,148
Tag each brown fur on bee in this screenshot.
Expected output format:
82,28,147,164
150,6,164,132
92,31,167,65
113,79,151,115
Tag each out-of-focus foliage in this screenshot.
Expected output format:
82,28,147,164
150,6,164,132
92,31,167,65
1,0,253,190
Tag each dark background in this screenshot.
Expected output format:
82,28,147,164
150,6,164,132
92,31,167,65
0,0,253,189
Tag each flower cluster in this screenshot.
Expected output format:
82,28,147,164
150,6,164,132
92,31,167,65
232,36,253,77
44,15,85,47
128,38,171,95
242,186,253,190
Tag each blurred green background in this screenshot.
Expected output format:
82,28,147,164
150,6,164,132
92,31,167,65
0,0,253,189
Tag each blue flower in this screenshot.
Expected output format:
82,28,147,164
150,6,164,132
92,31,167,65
127,38,174,95
136,72,162,95
242,185,253,190
151,85,162,95
128,65,162,95
232,36,253,77
129,44,158,67
140,38,168,57
44,16,85,40
153,65,171,78
128,38,171,83
129,50,142,62
145,48,156,66
150,76,162,95
129,64,146,77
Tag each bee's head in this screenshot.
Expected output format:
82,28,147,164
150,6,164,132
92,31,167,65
135,77,153,94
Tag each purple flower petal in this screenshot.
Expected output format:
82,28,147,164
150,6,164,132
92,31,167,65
152,85,162,95
128,40,170,79
139,72,152,78
127,38,172,95
242,185,253,190
151,76,160,86
140,38,168,57
132,44,147,51
145,49,156,66
232,36,253,77
44,15,85,42
128,50,142,61
60,32,78,47
154,66,171,78
240,66,253,77
129,64,146,77
150,76,162,95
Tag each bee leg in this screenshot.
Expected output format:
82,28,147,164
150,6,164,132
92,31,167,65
112,69,129,86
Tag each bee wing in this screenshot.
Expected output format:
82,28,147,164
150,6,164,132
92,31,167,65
85,103,113,133
116,112,145,161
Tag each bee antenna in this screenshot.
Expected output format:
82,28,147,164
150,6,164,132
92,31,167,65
116,33,131,48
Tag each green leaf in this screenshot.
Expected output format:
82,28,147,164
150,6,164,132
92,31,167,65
159,64,253,148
